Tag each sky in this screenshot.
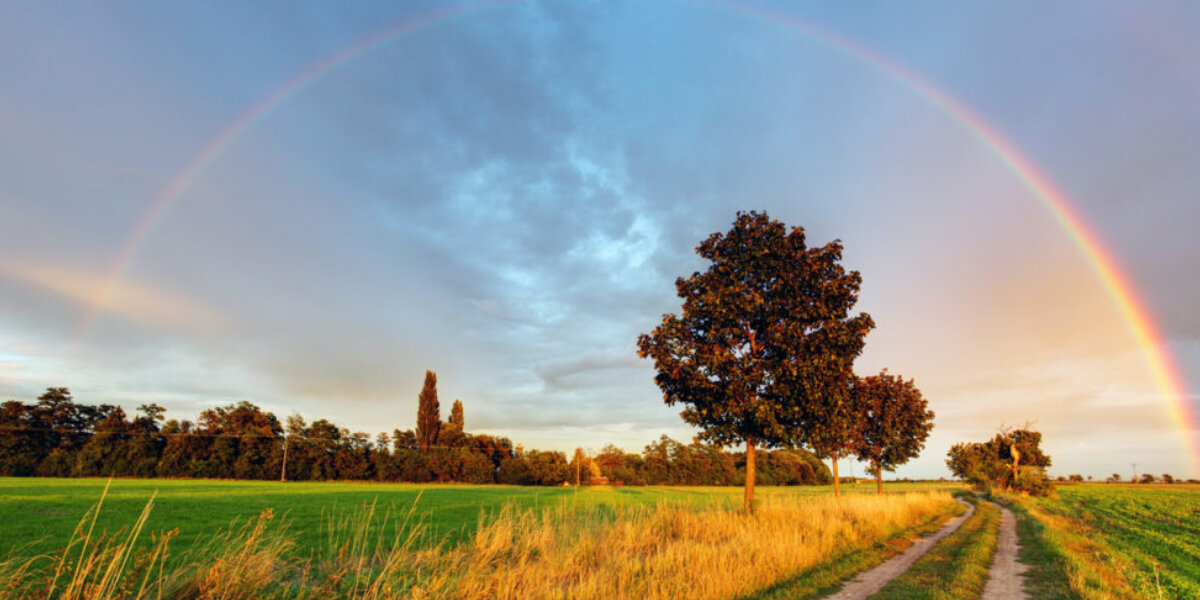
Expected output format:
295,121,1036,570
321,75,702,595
2,1,1198,480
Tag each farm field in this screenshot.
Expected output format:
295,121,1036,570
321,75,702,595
1006,483,1200,599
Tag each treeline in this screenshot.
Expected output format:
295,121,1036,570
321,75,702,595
593,435,832,486
0,386,830,486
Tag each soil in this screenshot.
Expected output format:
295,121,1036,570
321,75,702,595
980,502,1029,600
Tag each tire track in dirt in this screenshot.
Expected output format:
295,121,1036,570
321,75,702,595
980,502,1028,600
822,497,975,599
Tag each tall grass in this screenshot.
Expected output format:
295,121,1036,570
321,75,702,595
1,489,955,599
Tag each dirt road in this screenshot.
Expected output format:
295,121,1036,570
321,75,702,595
822,497,975,599
980,502,1029,600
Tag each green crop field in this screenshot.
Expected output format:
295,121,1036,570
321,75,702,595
1013,483,1200,599
0,477,958,563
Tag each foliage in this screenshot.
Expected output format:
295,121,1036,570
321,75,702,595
0,390,836,490
850,370,935,494
637,211,872,509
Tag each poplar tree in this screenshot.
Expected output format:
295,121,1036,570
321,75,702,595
638,211,872,512
450,399,464,431
416,371,440,453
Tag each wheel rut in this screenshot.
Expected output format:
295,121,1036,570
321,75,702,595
821,497,975,599
819,496,1029,600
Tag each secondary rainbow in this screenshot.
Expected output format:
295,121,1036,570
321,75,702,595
86,0,1198,475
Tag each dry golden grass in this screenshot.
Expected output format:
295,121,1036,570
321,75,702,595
409,491,955,599
1,489,956,599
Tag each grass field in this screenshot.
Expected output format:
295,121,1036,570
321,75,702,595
0,477,959,560
0,478,961,598
1002,483,1200,599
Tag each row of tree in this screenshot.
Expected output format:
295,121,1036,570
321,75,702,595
1103,473,1194,484
0,387,832,486
638,212,936,509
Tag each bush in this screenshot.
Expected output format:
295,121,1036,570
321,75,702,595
497,456,535,485
1010,466,1053,496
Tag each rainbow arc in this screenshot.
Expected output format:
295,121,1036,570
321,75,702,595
81,0,1197,476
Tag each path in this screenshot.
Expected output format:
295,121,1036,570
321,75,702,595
822,497,975,600
980,502,1028,600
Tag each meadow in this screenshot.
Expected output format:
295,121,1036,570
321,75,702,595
8,478,1196,599
0,477,962,599
0,478,952,557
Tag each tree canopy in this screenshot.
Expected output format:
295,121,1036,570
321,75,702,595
946,427,1053,495
2,387,839,487
637,211,873,511
850,370,934,494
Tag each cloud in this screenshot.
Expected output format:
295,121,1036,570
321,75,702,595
1,2,1197,479
540,353,643,390
0,261,223,333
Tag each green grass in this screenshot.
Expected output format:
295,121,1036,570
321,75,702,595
1000,497,1078,600
0,477,960,564
1002,483,1200,600
871,496,999,599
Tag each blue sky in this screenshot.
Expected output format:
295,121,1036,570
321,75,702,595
2,1,1198,479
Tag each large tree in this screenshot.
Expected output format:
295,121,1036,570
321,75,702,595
850,371,935,495
946,426,1052,495
416,370,440,453
637,211,873,512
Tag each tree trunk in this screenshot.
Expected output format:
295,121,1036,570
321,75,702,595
831,452,840,500
1010,445,1021,490
280,436,288,482
875,460,883,496
744,440,756,513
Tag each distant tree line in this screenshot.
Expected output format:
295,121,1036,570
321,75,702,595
588,436,831,487
0,385,830,486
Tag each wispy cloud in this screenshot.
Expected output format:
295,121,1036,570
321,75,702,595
0,261,224,333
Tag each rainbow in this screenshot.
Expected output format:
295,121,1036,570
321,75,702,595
79,0,520,334
711,2,1199,476
85,0,1198,475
